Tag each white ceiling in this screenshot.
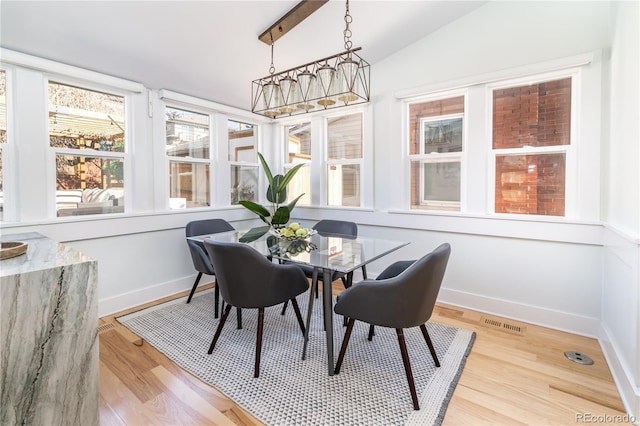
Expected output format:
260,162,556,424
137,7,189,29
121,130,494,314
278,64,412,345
1,1,485,111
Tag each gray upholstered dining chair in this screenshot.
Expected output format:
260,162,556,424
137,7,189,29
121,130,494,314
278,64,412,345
333,243,451,410
203,240,309,378
281,219,367,317
309,219,367,289
185,219,243,326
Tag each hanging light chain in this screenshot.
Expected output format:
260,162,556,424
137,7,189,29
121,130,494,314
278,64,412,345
269,44,276,75
343,0,353,51
269,33,276,76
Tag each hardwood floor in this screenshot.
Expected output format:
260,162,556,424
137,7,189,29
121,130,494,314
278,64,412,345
99,282,630,425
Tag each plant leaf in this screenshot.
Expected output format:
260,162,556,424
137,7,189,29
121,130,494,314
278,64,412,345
238,200,271,219
278,163,305,193
266,175,286,204
287,193,305,211
257,152,274,188
271,206,290,226
238,225,270,243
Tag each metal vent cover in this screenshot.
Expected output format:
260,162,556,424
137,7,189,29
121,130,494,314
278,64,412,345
98,322,116,334
480,315,526,336
564,351,594,365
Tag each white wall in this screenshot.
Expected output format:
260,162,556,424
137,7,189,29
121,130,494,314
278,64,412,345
600,0,640,419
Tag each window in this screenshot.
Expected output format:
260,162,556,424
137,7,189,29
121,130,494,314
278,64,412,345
228,120,258,205
49,81,126,217
284,122,311,205
327,113,363,207
492,77,571,216
0,70,6,220
408,96,464,211
165,106,210,209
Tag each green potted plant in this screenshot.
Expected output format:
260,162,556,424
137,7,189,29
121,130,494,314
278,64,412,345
238,152,305,242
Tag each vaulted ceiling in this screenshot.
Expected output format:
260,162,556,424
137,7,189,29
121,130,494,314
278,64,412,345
1,1,485,111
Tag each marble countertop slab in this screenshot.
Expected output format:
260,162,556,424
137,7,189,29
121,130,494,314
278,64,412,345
0,232,95,277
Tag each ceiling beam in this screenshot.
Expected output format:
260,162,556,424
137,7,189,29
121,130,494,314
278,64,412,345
258,0,329,45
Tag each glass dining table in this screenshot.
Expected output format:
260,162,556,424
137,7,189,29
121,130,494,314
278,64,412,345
188,229,409,376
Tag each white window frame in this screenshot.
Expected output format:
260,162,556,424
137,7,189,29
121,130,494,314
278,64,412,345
164,104,213,210
396,52,595,220
283,121,312,206
405,93,467,212
0,66,16,222
274,104,373,209
157,90,268,210
487,69,579,217
228,118,259,206
418,156,462,208
46,77,131,218
325,111,365,208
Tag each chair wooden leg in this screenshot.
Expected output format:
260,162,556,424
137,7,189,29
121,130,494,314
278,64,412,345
316,279,325,331
396,328,420,410
302,269,318,361
255,308,264,378
214,282,219,318
367,324,375,341
342,272,354,326
208,304,232,354
236,307,243,329
280,300,289,315
290,297,306,335
334,318,355,374
420,324,440,367
186,272,202,303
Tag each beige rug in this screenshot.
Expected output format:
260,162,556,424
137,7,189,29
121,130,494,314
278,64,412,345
118,289,475,425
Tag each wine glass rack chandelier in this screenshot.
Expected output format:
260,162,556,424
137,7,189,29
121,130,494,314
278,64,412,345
251,0,370,119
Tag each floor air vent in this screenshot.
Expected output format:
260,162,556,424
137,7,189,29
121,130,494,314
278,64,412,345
98,322,116,334
480,315,526,336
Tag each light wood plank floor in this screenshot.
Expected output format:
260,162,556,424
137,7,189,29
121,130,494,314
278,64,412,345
99,282,631,425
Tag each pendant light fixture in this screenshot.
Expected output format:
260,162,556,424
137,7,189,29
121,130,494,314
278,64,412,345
251,0,370,119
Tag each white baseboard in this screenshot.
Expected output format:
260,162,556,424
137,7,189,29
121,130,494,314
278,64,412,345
437,287,600,337
98,274,214,317
599,324,640,424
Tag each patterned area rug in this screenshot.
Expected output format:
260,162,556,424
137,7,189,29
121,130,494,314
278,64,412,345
118,290,475,426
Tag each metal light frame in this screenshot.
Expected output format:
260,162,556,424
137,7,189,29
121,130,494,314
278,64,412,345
251,0,370,119
251,48,370,118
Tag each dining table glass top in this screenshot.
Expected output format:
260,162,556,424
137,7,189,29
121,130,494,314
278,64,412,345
187,229,409,273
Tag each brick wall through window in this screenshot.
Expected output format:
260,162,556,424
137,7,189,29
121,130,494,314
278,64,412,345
493,78,571,216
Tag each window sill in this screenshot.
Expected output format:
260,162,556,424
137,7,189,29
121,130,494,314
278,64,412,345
387,208,600,226
385,209,602,245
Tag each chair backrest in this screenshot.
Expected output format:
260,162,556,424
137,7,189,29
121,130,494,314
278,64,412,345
312,219,357,238
186,219,234,237
185,219,235,275
376,260,416,281
203,240,308,309
334,243,451,329
389,243,451,327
